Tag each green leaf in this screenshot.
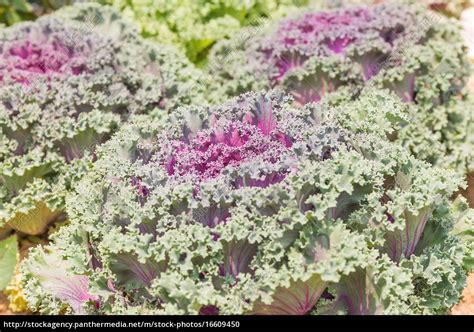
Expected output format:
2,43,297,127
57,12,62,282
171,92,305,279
11,0,33,13
0,235,18,290
5,7,22,25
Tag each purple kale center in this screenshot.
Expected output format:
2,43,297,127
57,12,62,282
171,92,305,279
257,4,412,92
162,115,292,186
265,7,373,78
0,36,90,86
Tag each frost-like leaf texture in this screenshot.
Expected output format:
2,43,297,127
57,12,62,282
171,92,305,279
208,2,474,185
342,0,473,18
101,0,314,64
21,91,473,315
22,249,99,315
0,3,205,235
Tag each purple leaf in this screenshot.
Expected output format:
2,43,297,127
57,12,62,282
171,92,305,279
219,240,257,280
41,274,98,315
287,73,339,107
199,305,220,315
192,204,231,228
0,29,92,86
251,275,326,315
384,72,416,102
109,254,165,289
323,268,381,315
382,209,431,262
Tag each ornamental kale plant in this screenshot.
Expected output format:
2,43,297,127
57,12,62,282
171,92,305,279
100,0,312,64
0,3,205,235
21,91,474,315
344,0,473,17
208,2,474,196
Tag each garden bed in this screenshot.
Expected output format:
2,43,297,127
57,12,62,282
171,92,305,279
0,0,473,316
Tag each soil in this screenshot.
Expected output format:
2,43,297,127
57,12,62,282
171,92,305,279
459,173,474,208
451,273,474,314
0,294,13,315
